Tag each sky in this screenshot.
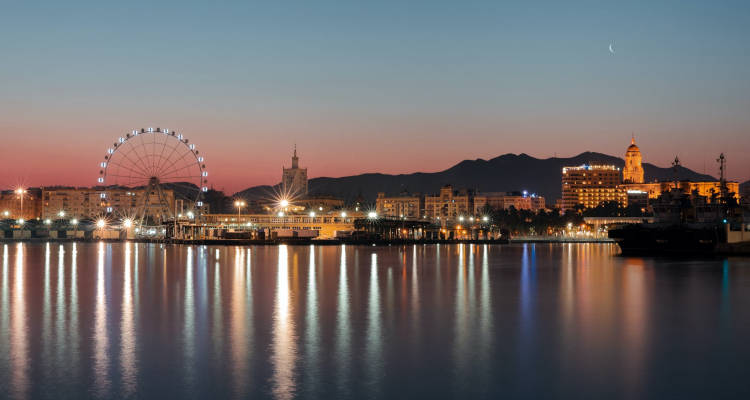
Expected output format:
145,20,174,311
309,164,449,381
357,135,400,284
1,0,749,194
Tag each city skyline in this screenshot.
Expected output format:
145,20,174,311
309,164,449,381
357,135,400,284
2,1,749,193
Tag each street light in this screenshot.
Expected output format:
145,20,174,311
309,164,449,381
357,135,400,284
123,219,133,229
44,219,51,225
367,211,378,219
234,200,246,224
58,210,66,218
15,188,27,218
96,219,106,229
309,211,316,218
279,199,289,208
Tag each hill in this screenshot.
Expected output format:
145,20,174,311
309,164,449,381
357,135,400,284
234,152,716,204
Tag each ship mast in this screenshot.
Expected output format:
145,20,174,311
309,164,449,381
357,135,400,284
671,156,681,190
717,153,726,196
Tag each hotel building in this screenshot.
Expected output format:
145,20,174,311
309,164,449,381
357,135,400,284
560,165,626,211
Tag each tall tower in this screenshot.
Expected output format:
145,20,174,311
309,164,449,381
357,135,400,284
291,144,299,169
282,145,308,196
623,136,644,183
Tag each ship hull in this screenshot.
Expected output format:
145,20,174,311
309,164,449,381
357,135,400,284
608,224,720,256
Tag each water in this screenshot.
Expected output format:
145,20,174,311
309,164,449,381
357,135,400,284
1,242,749,399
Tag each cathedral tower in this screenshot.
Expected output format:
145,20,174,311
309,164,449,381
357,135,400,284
623,136,644,183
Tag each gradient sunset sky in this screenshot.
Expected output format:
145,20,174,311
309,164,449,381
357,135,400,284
1,0,749,194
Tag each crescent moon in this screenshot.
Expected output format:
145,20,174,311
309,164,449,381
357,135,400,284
609,43,615,54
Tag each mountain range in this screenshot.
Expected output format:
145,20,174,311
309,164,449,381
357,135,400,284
234,151,718,204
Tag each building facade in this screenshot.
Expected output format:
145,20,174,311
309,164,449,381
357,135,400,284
282,146,308,196
621,181,740,202
424,185,474,223
473,192,546,214
41,187,175,220
561,165,626,211
0,188,42,220
375,192,424,219
200,211,361,239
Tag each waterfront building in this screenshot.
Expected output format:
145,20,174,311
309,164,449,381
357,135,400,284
623,136,644,183
293,195,345,211
199,210,363,239
618,138,739,206
41,187,175,220
424,185,475,223
473,191,546,214
621,181,740,202
0,188,42,220
282,146,308,196
561,165,626,211
376,192,424,219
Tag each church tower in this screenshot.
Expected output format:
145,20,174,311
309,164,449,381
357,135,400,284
282,145,308,196
623,136,644,183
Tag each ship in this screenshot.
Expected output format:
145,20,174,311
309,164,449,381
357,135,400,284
609,154,750,256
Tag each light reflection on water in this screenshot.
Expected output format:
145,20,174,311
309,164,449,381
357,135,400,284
0,242,750,399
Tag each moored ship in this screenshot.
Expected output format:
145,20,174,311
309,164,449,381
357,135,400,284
609,155,750,256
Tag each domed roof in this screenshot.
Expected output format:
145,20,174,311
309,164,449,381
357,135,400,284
626,137,640,152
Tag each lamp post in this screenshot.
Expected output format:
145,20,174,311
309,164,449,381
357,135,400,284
234,200,246,226
15,188,26,219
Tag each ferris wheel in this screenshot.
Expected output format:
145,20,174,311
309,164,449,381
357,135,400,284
97,127,208,225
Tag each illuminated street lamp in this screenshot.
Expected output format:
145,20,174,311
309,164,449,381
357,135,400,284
367,211,378,219
2,210,9,217
482,216,489,222
309,211,316,218
44,219,51,225
15,188,27,218
58,210,66,218
340,211,347,218
234,200,246,224
17,218,25,225
277,211,285,217
279,199,289,208
123,218,133,229
71,218,78,226
96,219,106,229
